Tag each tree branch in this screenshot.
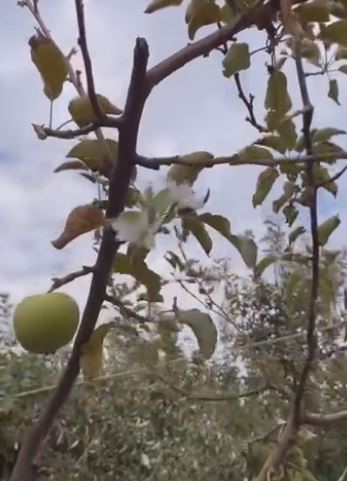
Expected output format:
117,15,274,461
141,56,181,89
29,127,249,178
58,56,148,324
303,410,347,426
9,37,150,481
74,0,106,122
146,0,266,87
104,293,149,324
136,151,347,170
234,73,267,133
292,47,318,426
47,266,94,292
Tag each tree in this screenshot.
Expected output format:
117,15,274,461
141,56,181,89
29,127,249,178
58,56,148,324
7,0,347,480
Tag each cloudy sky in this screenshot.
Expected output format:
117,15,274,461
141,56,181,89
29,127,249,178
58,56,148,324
1,0,347,328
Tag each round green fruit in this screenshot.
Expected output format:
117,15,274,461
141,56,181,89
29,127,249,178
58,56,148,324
13,292,80,354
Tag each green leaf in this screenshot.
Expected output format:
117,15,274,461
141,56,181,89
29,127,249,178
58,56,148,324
288,226,306,245
328,79,340,105
335,46,347,60
254,135,288,154
254,255,276,278
252,167,279,208
114,253,162,302
177,309,217,359
186,0,221,40
312,128,346,143
321,20,347,46
317,215,341,246
54,160,88,173
283,204,298,226
144,0,183,13
265,71,292,115
294,1,330,23
223,42,250,77
229,234,258,268
199,213,257,267
182,214,213,255
66,139,118,170
299,39,321,66
272,194,287,214
68,94,122,127
313,165,338,197
167,151,213,185
277,119,297,150
265,110,285,131
239,145,274,161
339,64,347,74
29,34,67,101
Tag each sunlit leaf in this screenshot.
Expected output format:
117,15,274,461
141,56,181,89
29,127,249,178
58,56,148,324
66,139,118,170
186,0,221,40
177,309,217,359
167,151,213,185
239,145,274,161
52,205,105,249
68,94,122,127
223,43,250,77
29,34,67,100
252,167,279,208
144,0,183,13
318,215,341,246
80,323,113,379
114,253,162,302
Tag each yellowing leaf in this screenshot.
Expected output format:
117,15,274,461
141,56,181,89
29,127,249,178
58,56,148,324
52,205,105,249
68,94,122,127
223,43,251,77
66,139,118,170
29,34,67,101
145,0,183,13
239,145,274,162
186,0,221,40
54,160,88,173
167,151,213,185
265,71,292,115
80,323,112,379
318,215,341,246
321,20,347,46
177,309,217,359
114,253,162,302
252,167,279,208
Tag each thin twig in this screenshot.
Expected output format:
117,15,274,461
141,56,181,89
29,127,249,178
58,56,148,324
74,0,105,122
104,293,149,324
318,165,347,187
234,73,267,132
136,151,347,170
48,266,95,292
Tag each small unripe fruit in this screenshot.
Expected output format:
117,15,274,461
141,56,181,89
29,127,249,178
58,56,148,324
13,292,79,354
